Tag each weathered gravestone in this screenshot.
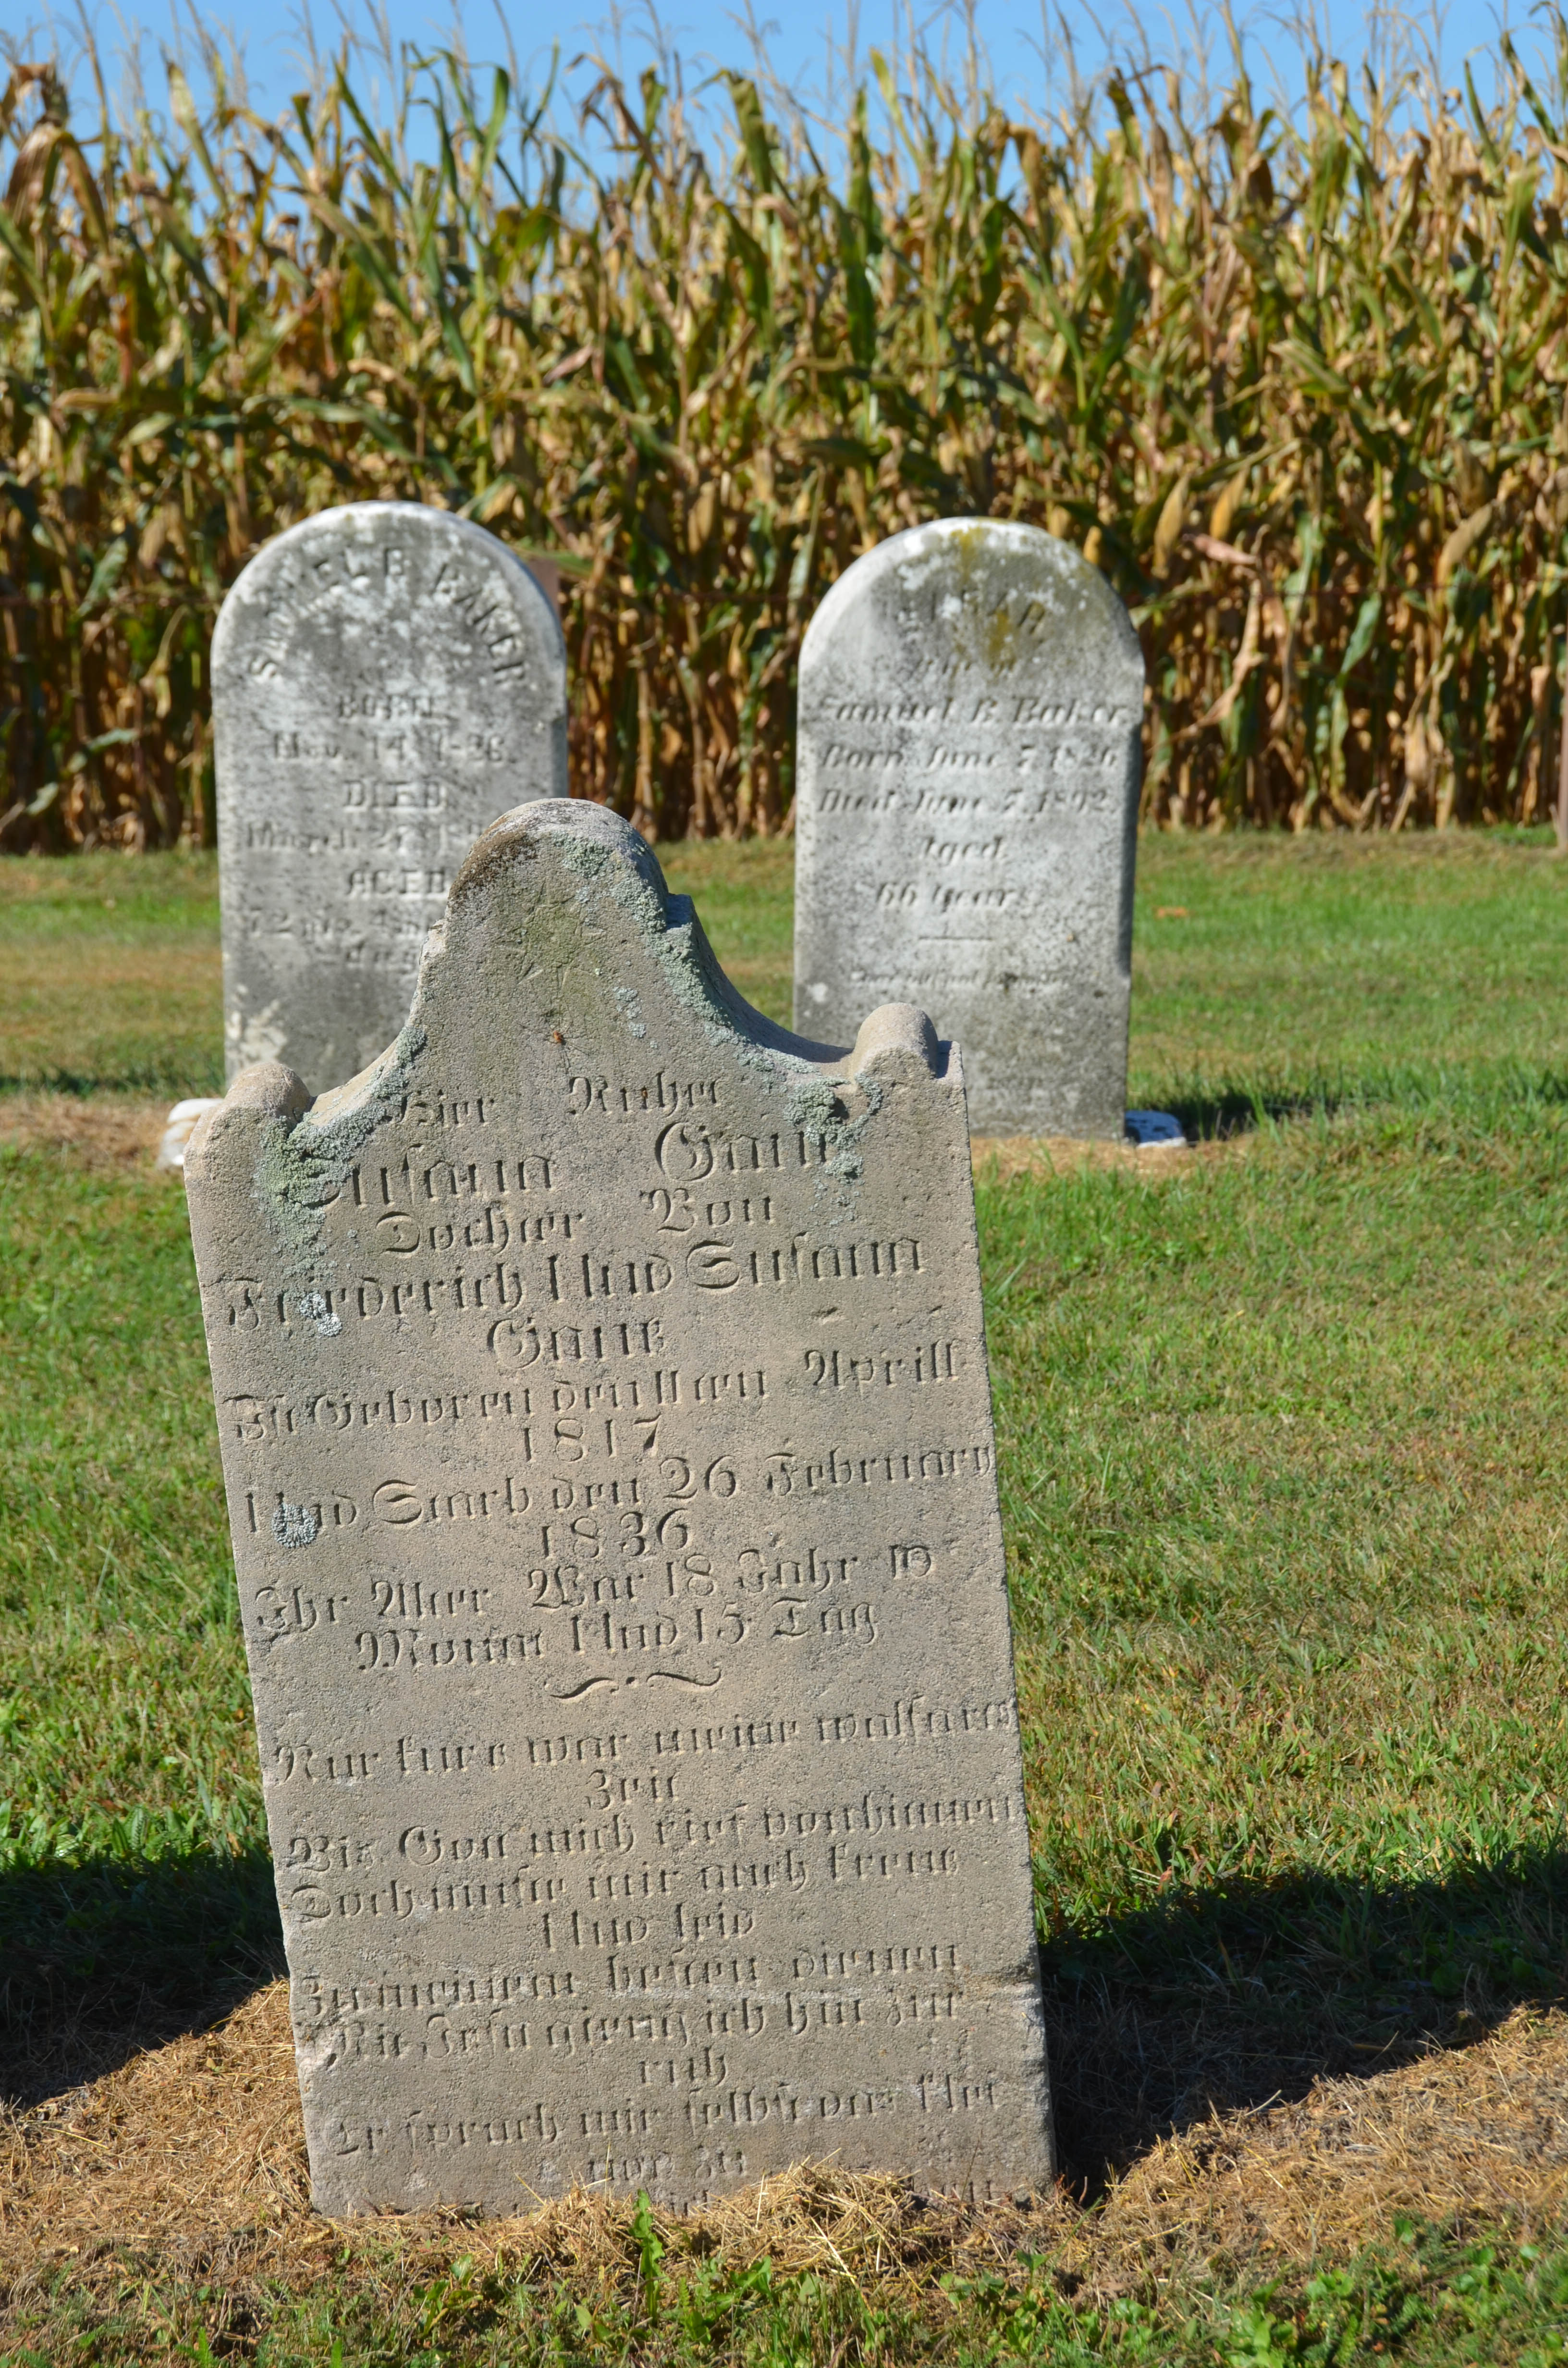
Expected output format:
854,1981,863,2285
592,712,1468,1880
213,503,566,1092
794,518,1145,1139
184,798,1051,2216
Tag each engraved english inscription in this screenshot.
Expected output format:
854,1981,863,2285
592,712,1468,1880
795,518,1144,1137
185,799,1050,2215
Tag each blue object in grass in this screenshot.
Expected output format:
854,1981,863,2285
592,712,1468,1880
1125,1109,1186,1147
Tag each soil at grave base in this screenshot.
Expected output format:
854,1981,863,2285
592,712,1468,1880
1,1985,1566,2312
0,1097,1216,1183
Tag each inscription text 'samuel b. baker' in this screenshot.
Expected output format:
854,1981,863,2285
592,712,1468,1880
184,798,1053,2217
794,518,1145,1140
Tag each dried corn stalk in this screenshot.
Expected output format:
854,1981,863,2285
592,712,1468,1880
4,34,1568,844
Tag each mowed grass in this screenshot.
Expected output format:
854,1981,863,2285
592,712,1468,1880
6,829,1568,2361
0,849,222,1096
4,827,1561,1098
1127,829,1568,1118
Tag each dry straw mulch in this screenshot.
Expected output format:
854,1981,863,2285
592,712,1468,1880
1082,2010,1568,2283
971,1134,1201,1184
3,1983,1567,2307
0,1095,173,1169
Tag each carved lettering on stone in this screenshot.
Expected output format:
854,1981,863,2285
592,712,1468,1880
794,518,1144,1138
185,799,1051,2215
213,504,566,1091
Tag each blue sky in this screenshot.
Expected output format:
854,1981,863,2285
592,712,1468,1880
25,0,1516,139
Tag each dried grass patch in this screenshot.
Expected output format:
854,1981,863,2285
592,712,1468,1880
1077,2009,1568,2289
0,1986,1038,2307
0,1986,307,2262
0,1094,170,1168
972,1134,1205,1184
3,1985,1566,2312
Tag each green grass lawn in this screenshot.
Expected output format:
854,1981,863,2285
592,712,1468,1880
5,828,1563,1106
0,847,222,1096
1127,829,1568,1122
5,829,1568,2362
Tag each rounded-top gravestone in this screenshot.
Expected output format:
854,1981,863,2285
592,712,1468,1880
213,503,567,1093
793,519,1144,1139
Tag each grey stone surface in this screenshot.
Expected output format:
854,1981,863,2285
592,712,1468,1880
213,504,566,1093
794,519,1144,1138
184,799,1051,2218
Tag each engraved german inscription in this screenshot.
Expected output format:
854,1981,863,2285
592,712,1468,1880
186,799,1050,2215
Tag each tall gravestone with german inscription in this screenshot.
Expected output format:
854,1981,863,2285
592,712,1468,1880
213,503,566,1091
184,798,1051,2217
794,518,1145,1139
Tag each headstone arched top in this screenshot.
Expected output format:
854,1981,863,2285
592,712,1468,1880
794,518,1144,1139
213,502,567,1094
184,798,1051,2217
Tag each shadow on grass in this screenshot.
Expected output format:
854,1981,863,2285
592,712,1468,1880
4,1838,1565,2189
1155,1064,1568,1144
1043,1841,1568,2195
0,1847,283,2109
0,1060,224,1098
1155,1088,1270,1142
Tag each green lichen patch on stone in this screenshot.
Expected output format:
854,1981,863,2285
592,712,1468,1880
790,1072,888,1211
250,1024,426,1270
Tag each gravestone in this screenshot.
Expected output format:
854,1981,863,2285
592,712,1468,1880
184,798,1051,2217
213,503,566,1092
794,518,1145,1139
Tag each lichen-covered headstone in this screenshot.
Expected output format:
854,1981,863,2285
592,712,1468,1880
213,504,566,1092
794,519,1144,1138
184,799,1051,2216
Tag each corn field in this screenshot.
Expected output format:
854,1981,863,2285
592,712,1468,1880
7,22,1568,845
